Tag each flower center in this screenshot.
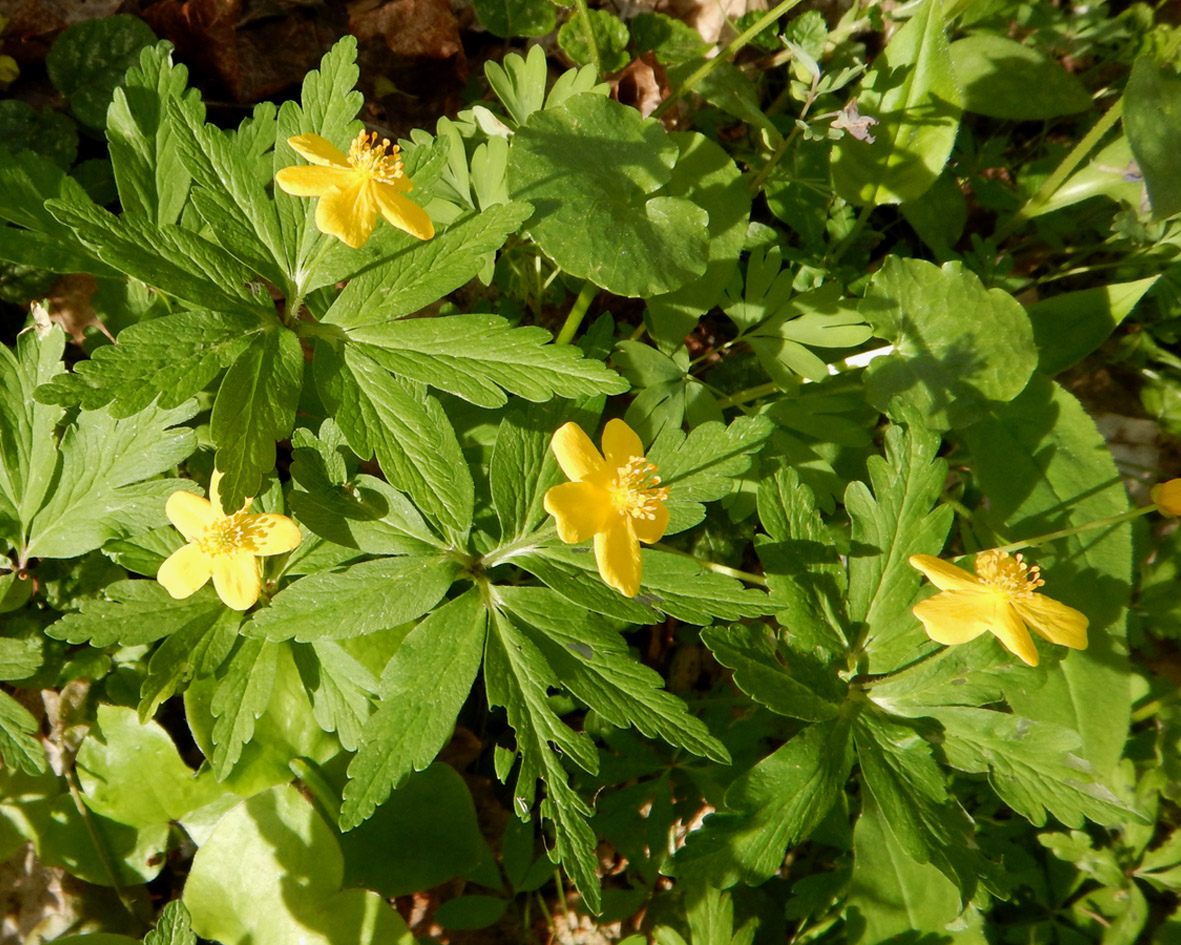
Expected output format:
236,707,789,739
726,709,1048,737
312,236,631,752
347,131,406,185
975,550,1044,600
609,456,669,521
197,513,266,557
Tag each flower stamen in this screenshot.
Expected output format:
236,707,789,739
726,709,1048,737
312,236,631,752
347,131,405,185
610,456,670,522
196,512,268,556
975,550,1044,600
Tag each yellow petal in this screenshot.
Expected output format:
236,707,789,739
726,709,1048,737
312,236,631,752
631,501,669,545
275,164,352,197
990,600,1040,667
165,490,216,541
1152,478,1181,516
249,514,303,556
594,518,642,597
373,183,434,240
909,554,984,592
601,418,644,468
551,422,607,482
157,542,214,599
315,180,377,248
1012,594,1088,650
212,553,261,611
912,590,993,644
543,481,611,543
287,133,349,167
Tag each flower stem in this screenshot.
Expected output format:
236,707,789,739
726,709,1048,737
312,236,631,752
715,380,779,409
651,542,769,587
555,280,599,345
984,505,1157,556
571,0,602,79
482,521,558,569
652,0,807,120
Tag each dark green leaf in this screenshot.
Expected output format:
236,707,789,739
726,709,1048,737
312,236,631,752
139,606,240,722
949,35,1091,119
473,0,556,39
557,9,631,73
210,637,279,778
47,580,225,648
1122,57,1181,219
46,15,157,129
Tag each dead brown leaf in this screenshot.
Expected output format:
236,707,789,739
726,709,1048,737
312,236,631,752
348,0,463,62
611,51,668,119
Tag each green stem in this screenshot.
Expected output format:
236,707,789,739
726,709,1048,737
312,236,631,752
651,542,769,587
983,505,1157,557
652,0,808,120
287,237,336,327
571,0,602,79
290,757,342,821
715,380,780,408
482,521,557,569
555,280,599,345
996,97,1124,241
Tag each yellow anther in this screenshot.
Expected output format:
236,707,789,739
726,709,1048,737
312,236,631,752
610,455,670,521
976,550,1044,599
346,130,405,185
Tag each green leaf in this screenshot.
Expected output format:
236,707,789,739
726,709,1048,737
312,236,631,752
645,132,751,348
139,606,240,722
341,590,486,830
700,623,841,722
931,706,1147,828
854,708,992,900
314,341,474,538
144,901,197,945
46,15,158,129
949,35,1091,120
0,99,77,169
500,586,730,761
862,256,1037,429
847,795,988,945
755,466,849,659
649,415,773,534
344,314,627,408
45,197,272,316
78,704,227,829
209,637,279,779
246,555,461,643
47,580,225,647
211,327,303,512
668,719,854,887
517,547,657,624
1124,56,1181,220
293,640,378,752
0,635,40,679
0,152,117,276
846,413,954,674
557,9,631,73
35,311,263,415
489,396,603,543
106,42,197,226
473,0,556,38
0,690,47,774
963,377,1132,776
25,399,198,560
639,550,771,623
507,93,709,297
184,785,415,945
1030,276,1159,376
831,0,962,205
484,608,601,911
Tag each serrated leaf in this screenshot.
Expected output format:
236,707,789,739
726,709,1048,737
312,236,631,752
669,718,853,887
500,586,729,761
700,623,841,722
296,640,379,753
931,706,1148,829
106,42,196,226
517,548,657,624
314,341,474,539
139,606,240,722
484,608,601,911
845,414,954,674
341,590,487,830
854,708,992,901
321,203,531,326
35,311,263,415
47,580,225,648
346,314,626,409
648,415,773,534
246,555,461,643
831,0,961,205
25,399,199,560
144,901,197,945
0,690,47,774
0,636,41,679
862,257,1037,430
508,93,709,297
45,197,271,315
210,327,303,512
210,637,279,778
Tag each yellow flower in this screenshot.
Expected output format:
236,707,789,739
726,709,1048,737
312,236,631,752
1151,478,1181,516
908,551,1088,667
157,472,302,611
543,420,670,598
274,130,434,248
